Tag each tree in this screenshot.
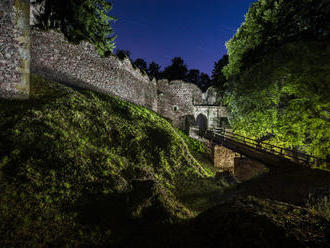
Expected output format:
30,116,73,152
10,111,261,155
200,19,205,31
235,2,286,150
212,54,228,92
221,0,330,160
186,69,200,85
33,0,117,57
115,50,131,60
223,0,330,78
148,62,161,80
199,73,211,92
133,58,147,73
162,57,188,81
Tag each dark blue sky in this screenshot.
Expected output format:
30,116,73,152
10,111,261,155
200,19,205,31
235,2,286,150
111,0,256,75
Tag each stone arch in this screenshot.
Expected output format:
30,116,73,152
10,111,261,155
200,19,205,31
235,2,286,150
196,113,208,131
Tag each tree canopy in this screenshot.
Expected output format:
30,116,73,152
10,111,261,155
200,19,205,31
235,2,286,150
133,58,148,73
33,0,117,57
115,50,131,60
223,0,330,78
148,62,161,80
162,57,188,82
222,0,330,161
211,54,228,92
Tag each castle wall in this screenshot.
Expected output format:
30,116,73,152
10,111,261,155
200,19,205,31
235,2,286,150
30,29,222,130
0,0,30,99
157,79,203,130
1,3,225,132
194,105,227,129
31,29,158,111
205,86,222,105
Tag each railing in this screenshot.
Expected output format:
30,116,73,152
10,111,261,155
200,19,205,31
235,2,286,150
192,127,326,168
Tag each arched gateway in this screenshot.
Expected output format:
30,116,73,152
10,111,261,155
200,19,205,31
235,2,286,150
196,114,208,131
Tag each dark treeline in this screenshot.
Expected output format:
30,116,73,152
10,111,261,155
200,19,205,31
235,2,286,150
32,0,117,57
116,50,224,92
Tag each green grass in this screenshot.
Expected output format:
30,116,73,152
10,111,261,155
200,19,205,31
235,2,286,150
0,75,218,247
0,75,329,247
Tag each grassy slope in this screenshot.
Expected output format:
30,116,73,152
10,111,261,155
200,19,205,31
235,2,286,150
0,75,329,247
0,75,218,247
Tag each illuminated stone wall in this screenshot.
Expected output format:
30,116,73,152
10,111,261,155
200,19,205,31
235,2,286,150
157,79,203,130
0,0,30,99
31,30,158,111
1,2,225,128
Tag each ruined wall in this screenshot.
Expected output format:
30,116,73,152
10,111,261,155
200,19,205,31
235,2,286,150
213,145,236,172
157,79,203,130
31,30,158,111
2,4,226,131
205,86,222,105
194,105,227,129
29,29,225,130
0,0,30,99
30,29,220,128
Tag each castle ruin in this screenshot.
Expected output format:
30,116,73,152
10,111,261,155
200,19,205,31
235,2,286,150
0,2,227,132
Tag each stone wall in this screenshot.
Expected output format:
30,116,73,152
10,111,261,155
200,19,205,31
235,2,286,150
31,29,158,111
204,86,222,105
194,105,227,130
156,79,203,130
213,145,237,172
1,3,226,132
0,0,30,99
30,30,210,127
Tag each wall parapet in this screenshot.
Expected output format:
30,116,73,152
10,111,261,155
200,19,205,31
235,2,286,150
31,29,158,111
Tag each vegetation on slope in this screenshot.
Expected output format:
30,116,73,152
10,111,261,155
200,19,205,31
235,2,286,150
0,75,215,247
0,75,329,247
122,196,330,248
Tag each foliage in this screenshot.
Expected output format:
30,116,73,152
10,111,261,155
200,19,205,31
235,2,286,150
224,40,330,160
223,0,330,78
199,73,212,92
112,54,212,91
178,130,206,154
307,187,330,221
211,54,228,92
0,75,216,247
161,57,188,82
33,0,117,57
221,0,330,161
133,58,148,73
186,69,201,85
115,49,131,60
147,61,161,80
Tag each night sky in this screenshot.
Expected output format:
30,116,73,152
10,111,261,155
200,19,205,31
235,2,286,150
111,0,256,75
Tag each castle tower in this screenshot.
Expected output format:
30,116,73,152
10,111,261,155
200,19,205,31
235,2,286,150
0,0,30,99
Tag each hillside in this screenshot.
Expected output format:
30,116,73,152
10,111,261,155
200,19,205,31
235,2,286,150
0,74,218,246
0,75,329,247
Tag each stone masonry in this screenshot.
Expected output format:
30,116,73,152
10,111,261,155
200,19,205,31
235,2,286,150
157,79,203,130
31,30,158,111
0,0,30,99
30,29,227,130
1,3,227,131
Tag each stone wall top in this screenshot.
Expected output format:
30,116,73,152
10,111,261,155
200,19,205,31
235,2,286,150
31,29,158,111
